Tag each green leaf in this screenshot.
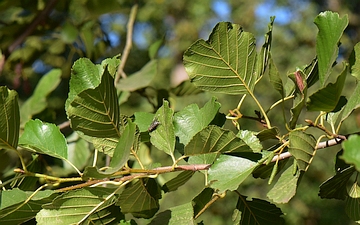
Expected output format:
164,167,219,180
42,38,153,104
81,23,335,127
105,120,136,174
36,187,123,225
267,163,301,203
339,83,360,124
149,202,194,225
208,154,259,193
307,64,348,112
118,178,161,218
0,189,56,224
174,97,221,145
288,130,316,171
256,127,279,142
134,112,155,132
92,137,118,156
233,195,284,225
0,87,19,151
150,100,176,159
345,183,360,223
100,56,121,77
304,57,319,88
162,171,195,193
192,188,214,217
20,69,62,124
19,119,68,160
67,67,120,138
268,54,284,97
183,22,257,95
341,135,360,171
66,58,102,110
350,43,360,80
185,126,250,156
288,70,307,129
314,11,348,86
319,166,355,200
237,130,262,152
116,60,157,91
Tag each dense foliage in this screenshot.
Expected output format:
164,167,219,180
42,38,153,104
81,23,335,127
1,1,360,225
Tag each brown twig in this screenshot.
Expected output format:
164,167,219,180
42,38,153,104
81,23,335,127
8,0,59,53
114,4,138,85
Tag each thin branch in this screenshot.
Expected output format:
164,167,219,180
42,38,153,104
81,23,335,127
270,135,347,163
8,0,59,53
114,4,138,84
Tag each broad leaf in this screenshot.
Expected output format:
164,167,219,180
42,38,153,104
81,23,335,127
307,64,348,112
65,132,91,172
319,166,355,200
20,69,61,124
208,154,259,193
174,97,221,145
162,171,195,193
0,189,57,224
304,57,319,88
149,203,194,225
134,112,155,132
170,80,203,96
91,137,118,156
288,130,316,171
341,135,360,171
237,130,262,152
256,127,279,142
183,22,257,95
267,163,301,203
67,68,120,138
185,126,250,156
36,187,123,225
150,100,175,159
0,87,19,151
19,119,68,160
345,183,360,223
66,58,102,110
314,11,348,86
233,195,284,225
116,60,157,91
117,178,161,218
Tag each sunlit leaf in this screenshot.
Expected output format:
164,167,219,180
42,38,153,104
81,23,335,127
67,68,120,138
116,60,157,91
117,178,161,218
134,112,155,132
183,22,258,95
307,64,347,112
36,187,123,224
19,119,68,160
233,195,284,225
0,87,19,151
237,130,262,152
149,202,194,225
345,183,360,223
314,11,348,86
92,137,118,156
174,97,221,145
208,154,259,193
65,132,91,172
20,69,61,124
150,100,175,159
162,171,195,193
288,130,316,171
341,135,360,171
267,163,301,203
319,166,355,200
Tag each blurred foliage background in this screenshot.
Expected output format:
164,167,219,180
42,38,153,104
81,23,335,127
1,0,360,224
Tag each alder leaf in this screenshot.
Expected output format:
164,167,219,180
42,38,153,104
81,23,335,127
183,22,258,95
288,130,316,171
